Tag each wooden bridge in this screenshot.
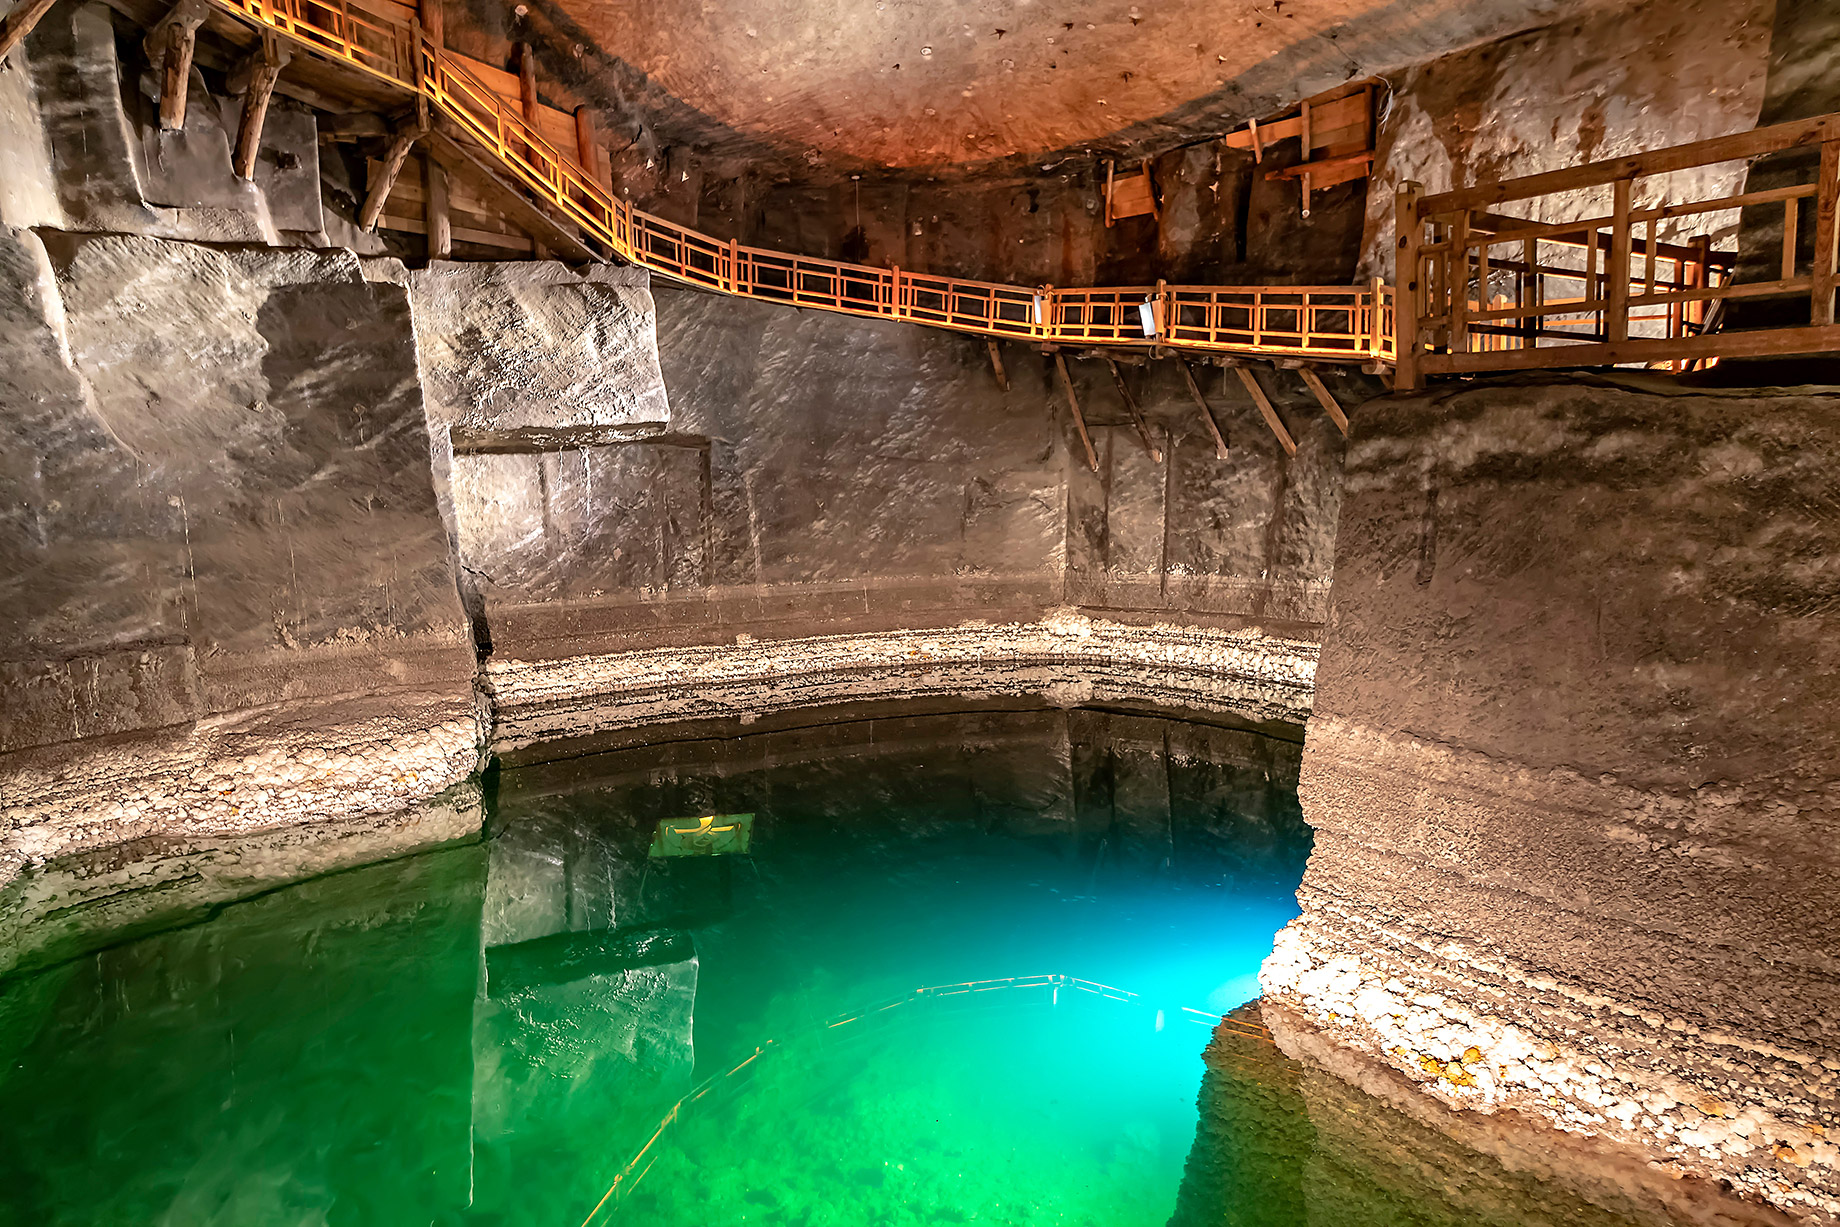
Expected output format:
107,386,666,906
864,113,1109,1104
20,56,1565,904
10,0,1837,395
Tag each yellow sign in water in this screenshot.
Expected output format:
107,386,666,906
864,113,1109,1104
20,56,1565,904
649,813,755,858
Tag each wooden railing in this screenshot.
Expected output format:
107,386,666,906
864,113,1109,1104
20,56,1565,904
1395,113,1840,389
205,0,1840,384
208,0,1391,365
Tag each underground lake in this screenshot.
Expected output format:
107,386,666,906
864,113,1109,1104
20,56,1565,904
0,707,1748,1226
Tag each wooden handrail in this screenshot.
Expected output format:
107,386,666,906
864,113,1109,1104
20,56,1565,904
204,0,1390,365
1398,107,1840,388
1420,112,1840,215
203,0,1839,387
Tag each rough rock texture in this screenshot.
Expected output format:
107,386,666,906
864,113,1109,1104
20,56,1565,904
0,228,481,886
486,611,1318,759
1181,1004,1797,1227
1261,378,1840,1222
1358,0,1772,276
25,2,319,244
452,282,1350,670
407,261,669,440
0,41,63,229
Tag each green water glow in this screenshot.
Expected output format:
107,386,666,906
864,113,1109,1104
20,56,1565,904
0,711,1670,1226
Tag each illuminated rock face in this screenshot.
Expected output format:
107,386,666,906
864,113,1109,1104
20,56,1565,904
1261,380,1840,1221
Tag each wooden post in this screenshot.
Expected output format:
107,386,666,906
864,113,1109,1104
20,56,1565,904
1104,160,1115,228
1231,363,1296,456
574,106,601,182
231,36,289,181
360,125,422,231
1297,367,1349,437
1687,233,1710,333
986,339,1009,392
1812,139,1840,327
1449,210,1470,354
143,0,210,131
1299,98,1313,218
417,0,442,48
1607,177,1632,343
1055,353,1099,473
1106,358,1162,463
1781,196,1800,283
425,158,451,259
0,0,60,62
516,41,540,125
1178,360,1228,458
1368,274,1385,359
1394,181,1423,391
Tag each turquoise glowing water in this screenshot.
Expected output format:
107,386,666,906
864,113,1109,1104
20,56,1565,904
0,711,1674,1226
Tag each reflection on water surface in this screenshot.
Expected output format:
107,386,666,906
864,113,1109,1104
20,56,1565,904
0,707,1704,1226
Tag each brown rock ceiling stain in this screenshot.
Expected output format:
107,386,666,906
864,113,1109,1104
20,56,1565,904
549,0,1602,169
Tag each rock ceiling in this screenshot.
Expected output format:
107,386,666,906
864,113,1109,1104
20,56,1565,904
540,0,1600,170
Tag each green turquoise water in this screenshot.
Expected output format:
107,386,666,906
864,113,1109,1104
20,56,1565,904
0,712,1670,1227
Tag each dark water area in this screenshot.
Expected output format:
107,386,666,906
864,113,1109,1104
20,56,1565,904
0,707,1686,1226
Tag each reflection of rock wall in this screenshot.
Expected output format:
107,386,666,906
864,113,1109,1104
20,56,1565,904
0,843,487,1224
1262,380,1840,1222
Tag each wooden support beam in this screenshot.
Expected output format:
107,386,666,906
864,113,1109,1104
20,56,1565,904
1178,360,1228,459
1105,359,1162,462
1055,353,1099,473
573,105,601,183
1395,181,1423,391
1230,363,1296,456
1813,139,1840,327
230,36,289,181
361,124,423,232
143,0,210,131
424,116,600,261
516,41,540,125
0,0,60,63
417,0,442,48
1296,367,1349,437
425,157,451,260
1607,177,1632,343
985,339,1009,392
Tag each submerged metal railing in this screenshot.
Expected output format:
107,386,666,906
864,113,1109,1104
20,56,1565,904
576,973,1269,1225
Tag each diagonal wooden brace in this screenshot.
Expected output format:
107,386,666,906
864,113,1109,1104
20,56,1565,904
1105,358,1162,463
230,34,290,180
360,121,426,232
1296,367,1349,437
1229,362,1297,456
143,0,211,130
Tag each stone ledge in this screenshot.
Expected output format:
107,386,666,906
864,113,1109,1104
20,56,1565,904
483,609,1319,758
1261,910,1840,1223
0,690,487,891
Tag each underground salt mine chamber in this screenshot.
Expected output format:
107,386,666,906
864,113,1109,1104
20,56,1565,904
1,0,1837,1222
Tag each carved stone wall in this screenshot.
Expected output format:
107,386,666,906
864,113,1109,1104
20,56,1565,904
1262,377,1840,1222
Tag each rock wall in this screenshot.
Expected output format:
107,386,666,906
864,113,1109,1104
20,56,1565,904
0,227,482,882
443,280,1353,752
1261,377,1840,1222
1358,0,1772,277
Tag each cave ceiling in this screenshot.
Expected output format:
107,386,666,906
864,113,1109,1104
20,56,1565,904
506,0,1607,176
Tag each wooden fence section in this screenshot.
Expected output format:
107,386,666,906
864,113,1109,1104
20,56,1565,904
1396,113,1840,389
207,0,1390,365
